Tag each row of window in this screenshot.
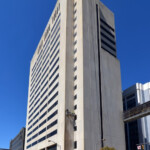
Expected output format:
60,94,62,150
28,89,59,131
52,3,60,23
73,2,78,150
27,4,61,149
30,46,49,98
30,14,60,97
29,71,56,118
73,1,78,144
28,107,58,138
27,118,58,143
28,36,60,113
51,13,61,37
31,50,43,87
31,22,51,84
29,47,59,118
27,129,57,149
30,45,50,102
28,82,59,125
31,49,43,81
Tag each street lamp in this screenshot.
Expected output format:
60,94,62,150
48,140,61,150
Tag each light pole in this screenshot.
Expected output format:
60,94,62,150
48,140,61,150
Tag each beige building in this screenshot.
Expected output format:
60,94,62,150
25,0,126,150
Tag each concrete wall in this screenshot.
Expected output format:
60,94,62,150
101,50,125,149
64,0,74,149
82,0,126,149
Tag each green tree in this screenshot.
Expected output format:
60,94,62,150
100,146,116,150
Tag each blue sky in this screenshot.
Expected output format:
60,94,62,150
0,0,150,148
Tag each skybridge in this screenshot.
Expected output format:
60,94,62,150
124,101,150,122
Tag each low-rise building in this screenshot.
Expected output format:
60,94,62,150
10,128,25,150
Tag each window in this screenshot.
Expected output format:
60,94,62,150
73,17,77,22
38,136,46,143
74,66,77,72
32,133,38,140
49,58,59,73
74,32,77,37
74,126,77,131
39,119,47,128
41,88,48,99
74,2,77,7
32,141,37,146
41,81,48,92
74,40,77,45
74,115,77,120
74,141,77,149
27,131,32,137
40,96,47,106
47,110,58,121
74,95,77,100
49,74,59,88
27,138,32,143
74,10,77,14
48,101,58,112
74,24,77,29
74,105,77,110
47,120,58,130
40,104,47,113
48,83,59,96
39,112,47,120
28,125,32,131
47,130,57,138
34,98,40,108
74,58,77,63
74,85,77,90
74,49,77,54
27,144,31,149
39,127,46,135
74,76,77,81
32,126,38,133
33,119,38,126
49,66,59,81
48,91,58,104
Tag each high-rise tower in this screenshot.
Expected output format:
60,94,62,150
25,0,126,150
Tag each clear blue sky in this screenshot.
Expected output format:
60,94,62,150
0,0,150,148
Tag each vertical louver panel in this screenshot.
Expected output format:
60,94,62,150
100,18,117,57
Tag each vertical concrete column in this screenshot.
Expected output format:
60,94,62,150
65,0,74,149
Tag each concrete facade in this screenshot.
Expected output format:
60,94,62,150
123,82,150,150
25,0,125,150
10,128,25,150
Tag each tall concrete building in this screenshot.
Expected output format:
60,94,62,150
10,128,26,150
123,82,150,150
25,0,125,150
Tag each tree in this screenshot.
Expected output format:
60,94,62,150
100,146,116,150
